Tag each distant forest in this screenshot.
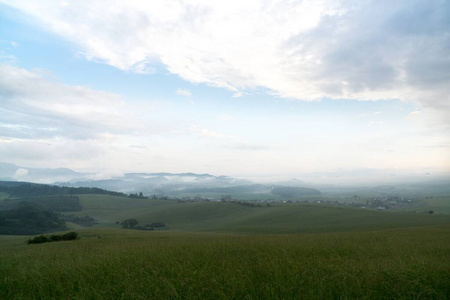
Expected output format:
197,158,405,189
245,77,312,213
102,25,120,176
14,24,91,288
0,181,126,198
1,196,82,211
0,202,66,235
0,181,125,235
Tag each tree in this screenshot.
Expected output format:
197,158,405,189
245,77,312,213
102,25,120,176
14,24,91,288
121,218,138,229
139,192,144,198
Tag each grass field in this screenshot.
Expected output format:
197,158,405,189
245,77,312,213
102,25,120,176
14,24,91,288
0,192,8,202
1,193,449,298
402,196,450,214
1,225,449,299
73,194,450,234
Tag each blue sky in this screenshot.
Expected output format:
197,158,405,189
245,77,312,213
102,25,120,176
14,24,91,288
0,0,449,183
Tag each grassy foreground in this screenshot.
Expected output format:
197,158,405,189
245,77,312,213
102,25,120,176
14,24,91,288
1,225,449,299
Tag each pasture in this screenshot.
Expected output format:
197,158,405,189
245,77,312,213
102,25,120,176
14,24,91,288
73,194,450,234
1,193,449,299
0,226,449,299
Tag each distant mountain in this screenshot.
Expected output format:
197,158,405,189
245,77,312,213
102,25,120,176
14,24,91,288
62,172,253,195
0,163,323,197
0,163,259,195
271,186,321,198
178,184,271,195
0,162,86,183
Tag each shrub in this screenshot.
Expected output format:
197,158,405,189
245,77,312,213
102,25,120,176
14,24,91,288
27,235,49,244
27,232,79,245
61,231,79,241
49,234,63,242
121,218,138,229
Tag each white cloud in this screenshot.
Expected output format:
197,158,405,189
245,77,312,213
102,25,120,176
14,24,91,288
0,52,16,63
176,89,191,97
0,64,190,169
2,0,448,120
0,1,449,176
85,169,124,181
189,125,229,139
218,114,234,122
0,64,159,140
13,168,29,179
230,143,269,151
408,111,421,119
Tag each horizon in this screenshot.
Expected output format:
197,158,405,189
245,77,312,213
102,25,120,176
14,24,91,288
1,161,449,187
1,1,449,180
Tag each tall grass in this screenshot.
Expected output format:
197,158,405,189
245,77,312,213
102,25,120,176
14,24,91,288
1,225,449,299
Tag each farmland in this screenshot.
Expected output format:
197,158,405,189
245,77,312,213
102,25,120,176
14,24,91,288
1,193,449,299
1,225,449,299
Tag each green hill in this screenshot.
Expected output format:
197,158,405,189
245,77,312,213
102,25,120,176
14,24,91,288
74,194,450,234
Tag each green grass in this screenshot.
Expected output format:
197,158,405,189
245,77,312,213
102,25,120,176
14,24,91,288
0,192,8,202
0,226,449,299
1,194,449,298
176,192,283,201
75,195,450,234
413,196,450,214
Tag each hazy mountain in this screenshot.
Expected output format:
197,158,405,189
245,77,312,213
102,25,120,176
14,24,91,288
0,162,85,183
0,163,258,195
62,172,253,195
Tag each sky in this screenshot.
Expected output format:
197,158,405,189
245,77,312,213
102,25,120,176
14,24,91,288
0,0,449,183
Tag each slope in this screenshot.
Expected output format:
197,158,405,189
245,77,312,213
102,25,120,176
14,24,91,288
75,195,450,234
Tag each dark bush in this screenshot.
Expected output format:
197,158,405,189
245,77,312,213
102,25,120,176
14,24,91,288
27,231,79,245
27,235,49,244
121,218,138,229
61,231,79,240
49,234,63,242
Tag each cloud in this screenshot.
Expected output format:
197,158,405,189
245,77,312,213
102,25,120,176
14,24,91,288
176,89,191,97
0,138,104,167
0,52,16,64
218,114,234,122
13,168,29,179
189,125,229,139
230,143,269,151
2,0,448,119
0,64,150,140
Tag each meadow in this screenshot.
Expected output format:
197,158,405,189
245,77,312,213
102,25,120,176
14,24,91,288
73,194,450,234
1,194,449,299
0,226,449,299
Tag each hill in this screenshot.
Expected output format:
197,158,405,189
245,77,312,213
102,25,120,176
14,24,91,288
0,202,66,234
73,194,450,234
0,181,126,198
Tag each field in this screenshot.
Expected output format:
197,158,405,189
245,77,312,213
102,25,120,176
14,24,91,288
0,192,8,201
1,226,449,299
1,194,450,299
71,194,450,234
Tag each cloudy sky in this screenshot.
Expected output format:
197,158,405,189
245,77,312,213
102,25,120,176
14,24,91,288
0,0,449,181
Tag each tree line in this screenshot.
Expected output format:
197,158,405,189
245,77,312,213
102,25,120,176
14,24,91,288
0,181,126,198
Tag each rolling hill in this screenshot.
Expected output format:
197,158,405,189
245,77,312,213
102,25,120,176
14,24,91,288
71,194,450,234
